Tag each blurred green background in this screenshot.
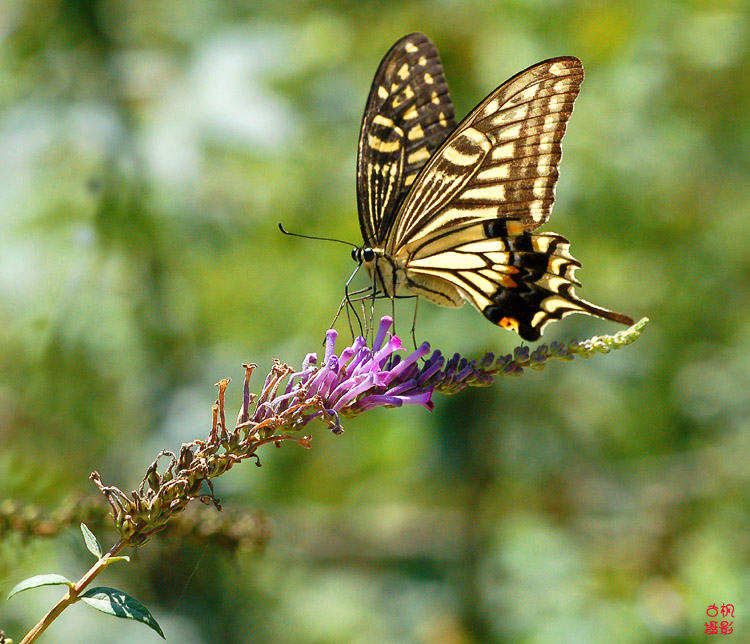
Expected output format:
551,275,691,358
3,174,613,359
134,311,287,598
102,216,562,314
1,0,748,642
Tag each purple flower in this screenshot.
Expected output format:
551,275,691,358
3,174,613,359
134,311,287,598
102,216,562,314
270,317,436,432
248,316,647,433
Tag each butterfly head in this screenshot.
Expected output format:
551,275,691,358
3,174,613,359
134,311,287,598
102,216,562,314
352,247,376,265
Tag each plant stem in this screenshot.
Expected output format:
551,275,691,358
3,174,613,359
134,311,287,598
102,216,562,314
19,540,127,644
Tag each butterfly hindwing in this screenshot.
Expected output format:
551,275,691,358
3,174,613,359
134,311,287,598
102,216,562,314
356,33,456,248
403,223,633,340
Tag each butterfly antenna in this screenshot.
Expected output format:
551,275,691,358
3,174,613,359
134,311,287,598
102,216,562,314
278,223,359,249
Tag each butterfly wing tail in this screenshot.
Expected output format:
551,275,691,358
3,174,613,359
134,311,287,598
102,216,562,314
480,232,633,340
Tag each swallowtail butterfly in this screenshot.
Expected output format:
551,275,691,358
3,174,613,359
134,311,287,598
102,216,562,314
351,33,633,341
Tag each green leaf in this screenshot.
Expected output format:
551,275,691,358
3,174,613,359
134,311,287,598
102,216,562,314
79,587,165,639
80,523,103,558
7,574,73,599
106,555,131,563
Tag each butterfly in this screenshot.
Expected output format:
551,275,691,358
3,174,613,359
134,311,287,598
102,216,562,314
350,33,633,341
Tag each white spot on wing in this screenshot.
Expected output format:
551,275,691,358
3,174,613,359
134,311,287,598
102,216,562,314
407,147,431,164
481,99,500,118
542,275,569,293
476,165,510,181
486,252,511,265
443,144,483,166
490,104,529,126
461,185,506,201
494,122,523,139
458,240,505,253
441,128,489,165
411,206,498,240
528,199,548,221
491,142,515,160
543,296,574,313
513,86,539,104
408,123,425,140
461,271,496,294
409,251,486,270
548,256,572,278
533,176,548,198
533,235,552,253
549,62,567,75
531,311,547,327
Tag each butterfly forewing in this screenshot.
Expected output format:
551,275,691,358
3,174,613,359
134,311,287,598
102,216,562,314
389,57,584,252
356,33,456,248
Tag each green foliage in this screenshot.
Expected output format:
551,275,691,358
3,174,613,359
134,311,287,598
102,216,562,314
7,523,151,641
80,523,102,559
79,588,164,639
7,576,73,600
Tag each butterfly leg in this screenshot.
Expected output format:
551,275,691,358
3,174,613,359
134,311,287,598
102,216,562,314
329,296,348,329
339,295,359,340
410,295,419,350
329,290,361,339
390,295,397,337
331,285,373,328
343,264,369,338
389,294,421,350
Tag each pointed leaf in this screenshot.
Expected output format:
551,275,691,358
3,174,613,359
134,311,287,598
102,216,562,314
80,523,103,558
79,587,164,639
8,574,73,599
105,555,131,564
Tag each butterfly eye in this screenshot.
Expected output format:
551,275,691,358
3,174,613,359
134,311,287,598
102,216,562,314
363,248,375,263
351,248,359,262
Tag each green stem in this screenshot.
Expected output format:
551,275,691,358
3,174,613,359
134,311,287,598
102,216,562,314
18,540,127,644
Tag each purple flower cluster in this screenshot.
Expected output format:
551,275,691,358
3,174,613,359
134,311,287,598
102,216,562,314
266,317,430,432
265,316,509,433
248,315,646,434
